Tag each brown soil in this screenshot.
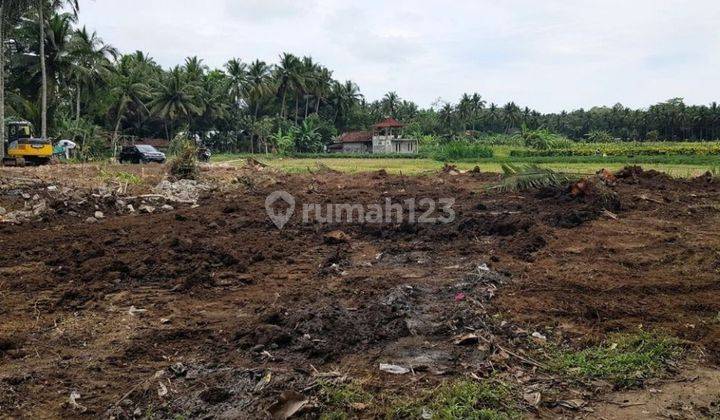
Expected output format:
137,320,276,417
1,164,719,419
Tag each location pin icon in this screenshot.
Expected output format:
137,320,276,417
265,191,296,229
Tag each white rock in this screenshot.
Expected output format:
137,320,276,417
94,211,105,219
379,363,410,375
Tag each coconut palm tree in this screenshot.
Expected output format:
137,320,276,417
68,26,117,122
331,80,362,126
184,56,206,82
313,66,333,114
382,91,400,118
246,59,272,120
148,66,202,140
225,58,247,107
108,55,150,152
274,52,304,119
1,0,34,160
299,56,317,120
36,0,79,138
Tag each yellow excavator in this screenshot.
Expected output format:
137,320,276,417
2,120,54,166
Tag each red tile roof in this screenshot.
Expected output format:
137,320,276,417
373,118,404,129
338,131,373,143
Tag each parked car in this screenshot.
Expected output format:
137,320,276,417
118,145,166,164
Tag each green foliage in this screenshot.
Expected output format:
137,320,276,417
387,379,519,420
584,130,616,143
270,128,294,155
476,133,525,147
292,118,324,153
510,141,720,157
98,168,142,185
318,380,373,419
550,331,682,389
426,141,494,161
521,127,574,150
167,132,193,156
6,5,720,162
168,138,199,180
493,163,575,192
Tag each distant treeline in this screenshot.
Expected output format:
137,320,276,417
2,2,719,159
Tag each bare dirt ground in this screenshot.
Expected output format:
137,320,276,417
1,162,719,419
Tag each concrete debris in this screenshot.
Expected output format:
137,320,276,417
152,179,213,204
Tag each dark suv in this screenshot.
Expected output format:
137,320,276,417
118,145,166,164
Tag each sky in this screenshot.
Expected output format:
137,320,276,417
76,0,720,112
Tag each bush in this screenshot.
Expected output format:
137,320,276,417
521,127,574,150
293,118,324,153
584,130,616,143
168,138,199,180
646,130,660,142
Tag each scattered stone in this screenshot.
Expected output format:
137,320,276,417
161,204,174,211
47,185,58,192
85,217,98,224
94,211,105,219
139,205,156,214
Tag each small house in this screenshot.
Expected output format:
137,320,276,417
330,118,419,154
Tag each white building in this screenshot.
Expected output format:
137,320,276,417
329,118,419,154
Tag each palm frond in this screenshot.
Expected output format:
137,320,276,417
491,163,575,192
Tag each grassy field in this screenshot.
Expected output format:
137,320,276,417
214,154,718,177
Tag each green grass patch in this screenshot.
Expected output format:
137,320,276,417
386,379,520,420
318,380,374,419
424,142,494,160
549,331,682,389
98,168,143,185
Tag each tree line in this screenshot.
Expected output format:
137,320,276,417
2,2,720,158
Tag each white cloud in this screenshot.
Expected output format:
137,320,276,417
76,0,720,111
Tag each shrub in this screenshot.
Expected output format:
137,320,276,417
584,130,616,143
521,127,574,150
168,137,199,180
646,130,660,142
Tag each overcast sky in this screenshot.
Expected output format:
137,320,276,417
76,0,720,112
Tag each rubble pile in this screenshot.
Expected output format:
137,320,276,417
0,178,214,225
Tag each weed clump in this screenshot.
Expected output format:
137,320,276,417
168,137,199,180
